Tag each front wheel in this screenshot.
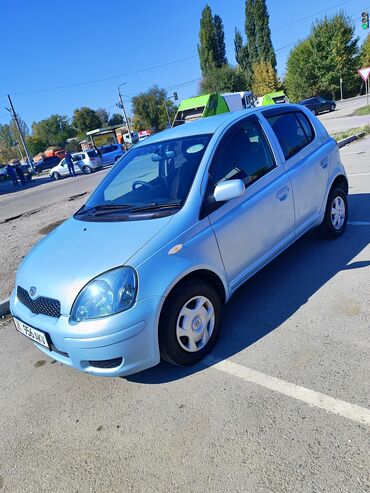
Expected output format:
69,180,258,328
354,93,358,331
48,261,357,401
320,187,348,239
82,166,92,174
311,108,317,115
159,279,222,366
330,104,335,112
52,172,61,180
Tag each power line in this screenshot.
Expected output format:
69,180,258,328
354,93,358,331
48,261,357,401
272,0,356,31
4,55,196,97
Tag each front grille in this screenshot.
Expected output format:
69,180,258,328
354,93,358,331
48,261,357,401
17,286,61,318
89,358,123,369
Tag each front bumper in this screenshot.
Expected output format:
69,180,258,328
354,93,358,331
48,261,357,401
10,291,163,377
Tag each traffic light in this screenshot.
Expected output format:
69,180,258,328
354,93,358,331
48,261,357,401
362,11,369,29
173,91,178,101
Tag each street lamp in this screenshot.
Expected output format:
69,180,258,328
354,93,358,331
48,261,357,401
117,82,133,144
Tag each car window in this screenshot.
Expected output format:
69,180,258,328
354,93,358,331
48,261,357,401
84,135,211,209
87,150,98,158
99,146,111,154
60,158,66,166
211,120,276,187
112,145,118,151
266,112,314,160
296,112,314,142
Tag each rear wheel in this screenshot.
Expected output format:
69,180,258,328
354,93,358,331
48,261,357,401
159,279,222,366
52,172,61,180
330,104,335,112
320,187,348,239
311,108,317,115
82,166,92,174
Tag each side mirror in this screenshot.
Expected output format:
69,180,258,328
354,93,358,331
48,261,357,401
213,179,245,202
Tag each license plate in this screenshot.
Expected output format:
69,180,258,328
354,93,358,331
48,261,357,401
13,317,50,350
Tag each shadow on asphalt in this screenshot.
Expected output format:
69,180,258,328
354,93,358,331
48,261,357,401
127,193,370,384
0,176,52,196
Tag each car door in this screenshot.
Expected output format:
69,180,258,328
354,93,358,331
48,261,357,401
72,154,83,173
263,108,330,233
58,159,69,176
205,115,295,288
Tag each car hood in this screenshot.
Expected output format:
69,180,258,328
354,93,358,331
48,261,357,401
16,215,172,315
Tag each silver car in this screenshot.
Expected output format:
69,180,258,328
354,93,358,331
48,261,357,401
49,150,102,180
11,105,348,377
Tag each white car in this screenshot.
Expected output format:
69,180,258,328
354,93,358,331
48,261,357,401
49,151,102,180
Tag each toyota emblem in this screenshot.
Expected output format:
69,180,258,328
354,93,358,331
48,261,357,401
29,286,37,297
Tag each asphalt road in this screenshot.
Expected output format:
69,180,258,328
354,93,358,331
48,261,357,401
0,137,369,491
0,167,111,223
318,94,370,133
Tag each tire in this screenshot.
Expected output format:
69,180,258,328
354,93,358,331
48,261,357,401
159,279,222,366
311,108,317,115
52,172,61,181
330,104,335,112
82,166,92,174
320,187,348,239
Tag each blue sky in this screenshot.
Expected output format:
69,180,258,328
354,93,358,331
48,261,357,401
0,0,369,128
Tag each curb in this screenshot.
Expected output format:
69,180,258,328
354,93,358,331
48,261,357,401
338,131,366,149
0,297,10,317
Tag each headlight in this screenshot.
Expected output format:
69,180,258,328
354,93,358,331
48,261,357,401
71,267,137,322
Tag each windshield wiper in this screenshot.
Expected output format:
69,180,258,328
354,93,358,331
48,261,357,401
76,204,133,215
128,202,182,213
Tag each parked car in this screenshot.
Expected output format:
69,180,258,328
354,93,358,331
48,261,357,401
11,105,348,377
298,96,336,115
97,143,124,164
35,155,61,173
49,150,102,180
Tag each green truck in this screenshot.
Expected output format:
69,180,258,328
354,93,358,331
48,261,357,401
172,91,288,127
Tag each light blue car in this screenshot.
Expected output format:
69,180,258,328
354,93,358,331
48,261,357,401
10,105,348,377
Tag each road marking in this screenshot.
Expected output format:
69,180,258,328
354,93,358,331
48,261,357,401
204,356,370,427
348,172,370,177
348,221,370,226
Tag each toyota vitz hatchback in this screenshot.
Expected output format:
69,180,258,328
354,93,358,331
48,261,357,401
11,105,348,377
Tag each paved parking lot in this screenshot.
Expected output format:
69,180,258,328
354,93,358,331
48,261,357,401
0,138,369,492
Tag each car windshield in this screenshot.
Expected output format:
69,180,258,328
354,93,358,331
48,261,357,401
76,134,211,219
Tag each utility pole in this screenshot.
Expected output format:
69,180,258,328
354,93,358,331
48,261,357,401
6,95,34,170
163,99,171,127
117,83,133,144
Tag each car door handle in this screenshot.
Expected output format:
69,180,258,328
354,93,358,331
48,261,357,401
276,186,289,201
320,157,329,169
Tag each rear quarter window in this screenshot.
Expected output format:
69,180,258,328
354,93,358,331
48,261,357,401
266,111,315,160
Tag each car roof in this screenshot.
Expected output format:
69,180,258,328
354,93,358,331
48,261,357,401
137,104,308,146
140,110,255,145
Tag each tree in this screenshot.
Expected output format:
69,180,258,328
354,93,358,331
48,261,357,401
234,28,253,87
245,0,258,65
360,34,370,67
132,85,177,131
32,114,75,148
0,123,19,162
198,5,227,76
96,108,109,127
108,113,124,126
72,107,102,136
254,0,276,69
200,65,249,93
251,61,278,96
285,39,317,101
26,135,47,156
214,15,228,67
285,13,360,101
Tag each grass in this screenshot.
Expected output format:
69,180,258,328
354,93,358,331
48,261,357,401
330,125,370,142
352,106,370,116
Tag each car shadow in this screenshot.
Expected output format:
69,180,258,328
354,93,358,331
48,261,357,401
127,192,370,384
